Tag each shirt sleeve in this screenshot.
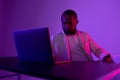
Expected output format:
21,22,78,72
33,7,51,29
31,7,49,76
86,32,109,58
99,52,109,60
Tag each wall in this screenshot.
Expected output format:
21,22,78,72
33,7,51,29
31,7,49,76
0,0,5,55
1,0,120,61
0,0,2,55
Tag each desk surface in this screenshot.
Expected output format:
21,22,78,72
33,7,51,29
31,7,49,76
0,57,120,80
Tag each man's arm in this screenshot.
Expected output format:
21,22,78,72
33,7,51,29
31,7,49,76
85,32,114,63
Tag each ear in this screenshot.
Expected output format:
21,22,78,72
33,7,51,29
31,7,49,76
76,20,79,24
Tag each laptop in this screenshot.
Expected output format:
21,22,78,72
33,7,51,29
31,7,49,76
13,27,70,64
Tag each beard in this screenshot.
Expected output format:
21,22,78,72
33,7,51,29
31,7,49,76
63,29,77,35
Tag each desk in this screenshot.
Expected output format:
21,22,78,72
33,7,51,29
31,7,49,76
0,57,120,80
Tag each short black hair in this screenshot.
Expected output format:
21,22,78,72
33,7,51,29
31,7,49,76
61,9,78,20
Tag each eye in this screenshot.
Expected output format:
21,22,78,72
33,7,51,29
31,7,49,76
63,22,72,25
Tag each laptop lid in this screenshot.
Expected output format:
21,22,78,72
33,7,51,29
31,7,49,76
13,27,55,64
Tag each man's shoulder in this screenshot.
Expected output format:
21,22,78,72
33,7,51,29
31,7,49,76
78,30,88,35
51,32,64,39
54,32,64,37
57,32,64,35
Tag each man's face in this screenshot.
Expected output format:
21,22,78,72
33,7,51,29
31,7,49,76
61,15,78,35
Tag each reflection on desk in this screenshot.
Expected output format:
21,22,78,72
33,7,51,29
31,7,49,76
0,57,120,80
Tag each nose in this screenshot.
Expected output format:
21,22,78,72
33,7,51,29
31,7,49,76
65,23,71,29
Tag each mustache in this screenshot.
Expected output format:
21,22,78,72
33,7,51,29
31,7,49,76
63,29,76,35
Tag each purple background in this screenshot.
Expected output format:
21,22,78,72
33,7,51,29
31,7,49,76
0,0,120,60
0,0,120,79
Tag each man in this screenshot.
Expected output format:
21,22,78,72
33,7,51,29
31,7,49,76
51,9,114,63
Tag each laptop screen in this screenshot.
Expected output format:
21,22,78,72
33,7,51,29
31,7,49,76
13,27,54,64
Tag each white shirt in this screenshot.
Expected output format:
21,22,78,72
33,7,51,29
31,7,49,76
67,32,89,62
52,31,109,62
